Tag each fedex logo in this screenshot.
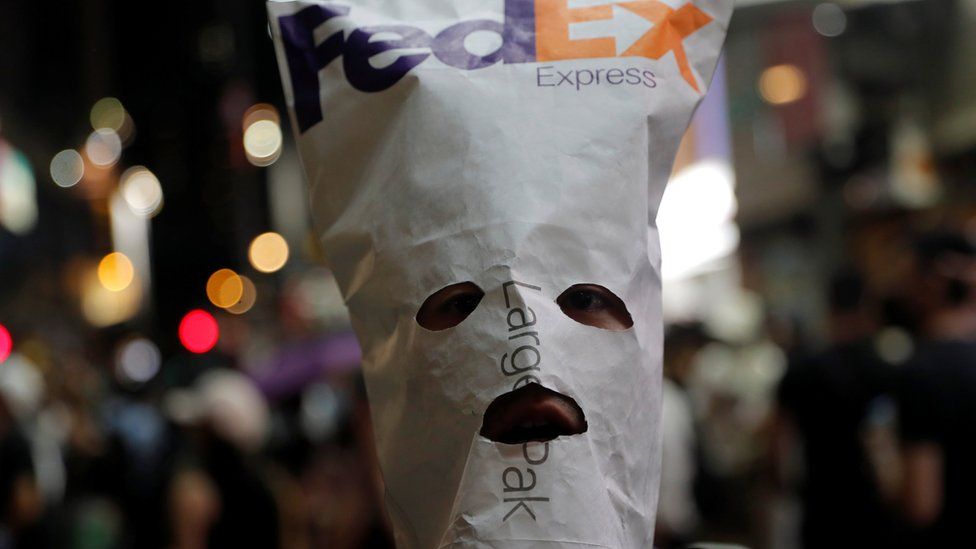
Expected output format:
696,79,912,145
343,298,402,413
277,0,714,132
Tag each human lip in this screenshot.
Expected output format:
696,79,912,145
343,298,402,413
479,383,587,445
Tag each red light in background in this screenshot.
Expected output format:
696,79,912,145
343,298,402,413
178,310,219,354
0,324,11,364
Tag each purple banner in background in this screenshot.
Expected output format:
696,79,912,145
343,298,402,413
253,332,362,401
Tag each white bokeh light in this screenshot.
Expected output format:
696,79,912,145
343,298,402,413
120,166,164,218
657,161,739,282
85,129,123,167
115,338,162,384
50,149,85,188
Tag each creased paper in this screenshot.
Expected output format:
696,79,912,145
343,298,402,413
267,1,732,547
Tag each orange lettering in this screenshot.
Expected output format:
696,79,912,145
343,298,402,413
535,0,616,61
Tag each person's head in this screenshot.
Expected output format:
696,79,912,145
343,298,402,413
910,232,976,312
826,269,877,343
900,231,976,339
268,0,732,545
664,322,709,384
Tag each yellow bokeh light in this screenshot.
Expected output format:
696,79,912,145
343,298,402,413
242,103,279,129
226,275,257,315
243,115,283,167
758,64,807,105
98,252,135,292
90,98,127,132
207,268,244,309
249,232,289,273
82,267,142,327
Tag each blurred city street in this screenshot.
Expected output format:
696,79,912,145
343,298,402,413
2,0,976,548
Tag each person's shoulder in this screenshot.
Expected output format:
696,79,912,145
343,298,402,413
906,340,976,374
895,341,973,401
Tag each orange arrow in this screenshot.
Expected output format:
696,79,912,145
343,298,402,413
617,1,713,92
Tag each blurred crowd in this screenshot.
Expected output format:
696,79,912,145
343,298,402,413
655,227,976,549
0,317,393,549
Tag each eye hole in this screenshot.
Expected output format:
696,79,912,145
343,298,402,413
556,284,633,331
416,282,485,331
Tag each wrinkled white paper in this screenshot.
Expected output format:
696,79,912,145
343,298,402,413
267,1,731,547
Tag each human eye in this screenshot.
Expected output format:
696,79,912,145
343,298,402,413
443,292,482,316
556,284,632,331
416,282,485,331
562,288,606,312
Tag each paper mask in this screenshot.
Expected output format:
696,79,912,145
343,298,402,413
267,1,732,546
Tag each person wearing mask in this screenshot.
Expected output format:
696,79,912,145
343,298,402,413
266,0,733,545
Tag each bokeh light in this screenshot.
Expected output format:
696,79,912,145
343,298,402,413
178,310,220,354
658,161,739,281
248,232,289,273
758,64,807,105
98,252,135,292
90,97,126,131
0,324,11,364
226,275,257,315
300,383,341,443
81,262,142,327
0,144,38,235
50,149,85,188
85,128,123,167
244,121,283,167
115,337,161,384
242,103,279,131
812,3,847,38
242,104,282,167
206,268,244,309
120,166,164,218
875,327,914,365
91,97,136,145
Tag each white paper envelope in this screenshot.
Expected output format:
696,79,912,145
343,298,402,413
266,1,732,547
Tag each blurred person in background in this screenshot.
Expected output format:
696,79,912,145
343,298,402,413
166,369,279,549
311,376,393,549
772,269,897,548
0,355,46,549
656,324,709,549
895,231,976,547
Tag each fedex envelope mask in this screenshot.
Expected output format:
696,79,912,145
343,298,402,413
314,110,662,547
267,0,732,546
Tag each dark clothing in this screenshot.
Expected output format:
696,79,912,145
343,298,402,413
897,340,976,547
0,424,51,549
203,437,280,549
777,341,896,549
0,426,33,525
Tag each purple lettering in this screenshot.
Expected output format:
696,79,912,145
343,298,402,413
344,25,432,93
277,4,350,132
575,69,594,90
642,70,657,88
433,20,505,70
536,65,555,87
502,0,537,63
606,68,624,85
625,67,642,85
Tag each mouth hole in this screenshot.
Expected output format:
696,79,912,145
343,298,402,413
479,383,587,445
